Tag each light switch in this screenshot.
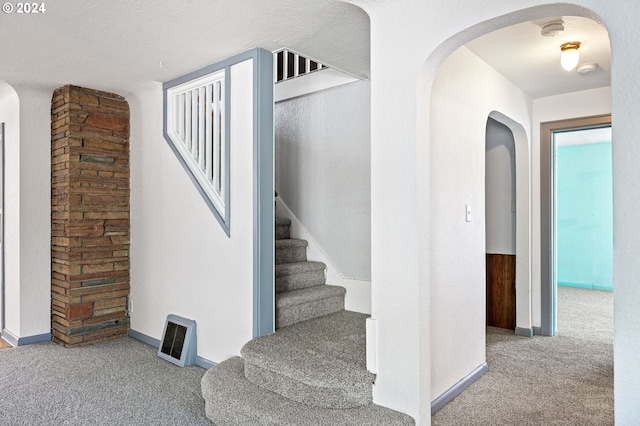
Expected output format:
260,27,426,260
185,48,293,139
465,204,472,222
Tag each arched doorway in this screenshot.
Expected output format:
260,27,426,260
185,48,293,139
421,3,611,417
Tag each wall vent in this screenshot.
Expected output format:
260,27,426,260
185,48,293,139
157,314,197,367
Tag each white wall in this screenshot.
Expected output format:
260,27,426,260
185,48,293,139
0,82,20,336
275,197,371,314
531,86,611,327
130,59,257,363
275,80,371,282
347,1,640,422
429,46,532,401
486,118,516,255
0,83,51,341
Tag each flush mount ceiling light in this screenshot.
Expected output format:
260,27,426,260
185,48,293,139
541,20,565,37
560,41,581,71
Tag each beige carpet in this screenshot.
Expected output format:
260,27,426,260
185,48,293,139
432,286,613,425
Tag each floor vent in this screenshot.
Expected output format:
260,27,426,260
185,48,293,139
157,314,197,367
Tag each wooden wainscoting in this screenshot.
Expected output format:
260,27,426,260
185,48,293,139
486,254,516,330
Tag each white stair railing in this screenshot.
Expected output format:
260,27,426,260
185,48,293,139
166,70,227,222
274,49,327,83
272,49,362,102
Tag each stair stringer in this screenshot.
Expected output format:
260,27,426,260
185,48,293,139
275,196,371,314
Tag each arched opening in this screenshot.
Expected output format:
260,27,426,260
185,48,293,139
419,4,612,421
485,113,530,333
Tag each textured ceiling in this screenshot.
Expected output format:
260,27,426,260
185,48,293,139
0,0,370,95
466,15,611,98
0,4,610,100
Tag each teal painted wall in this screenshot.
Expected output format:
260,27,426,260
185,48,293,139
556,141,613,291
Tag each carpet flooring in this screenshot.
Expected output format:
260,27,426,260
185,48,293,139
432,286,613,425
0,337,210,425
0,286,613,425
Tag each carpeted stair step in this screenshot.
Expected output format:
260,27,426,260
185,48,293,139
275,217,291,240
276,285,345,328
276,261,327,292
240,311,379,410
201,356,414,425
275,239,308,264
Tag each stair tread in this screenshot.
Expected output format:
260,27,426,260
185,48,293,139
275,238,308,248
275,261,326,276
242,310,373,388
276,285,345,308
275,217,291,226
201,356,414,426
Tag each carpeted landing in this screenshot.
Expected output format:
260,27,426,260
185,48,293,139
200,217,414,425
202,310,414,426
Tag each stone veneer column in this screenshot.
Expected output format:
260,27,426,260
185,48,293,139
51,85,130,347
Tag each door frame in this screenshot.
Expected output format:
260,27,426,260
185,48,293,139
540,114,611,336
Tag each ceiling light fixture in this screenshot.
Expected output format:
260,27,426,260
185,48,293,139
560,41,581,71
541,20,565,37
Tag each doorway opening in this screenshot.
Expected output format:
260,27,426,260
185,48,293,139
540,115,612,335
485,118,516,330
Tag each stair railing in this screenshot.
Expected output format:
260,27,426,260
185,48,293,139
274,49,327,83
164,69,229,233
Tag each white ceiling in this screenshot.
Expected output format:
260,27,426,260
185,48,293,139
466,16,611,99
0,0,370,95
0,5,610,101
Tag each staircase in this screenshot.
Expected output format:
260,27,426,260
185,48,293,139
201,218,414,425
273,218,346,328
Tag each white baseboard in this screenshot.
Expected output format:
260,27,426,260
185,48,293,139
275,198,371,314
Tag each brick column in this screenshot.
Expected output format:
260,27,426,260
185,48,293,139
51,85,130,347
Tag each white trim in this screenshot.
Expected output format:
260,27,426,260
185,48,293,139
166,70,227,219
275,68,360,103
